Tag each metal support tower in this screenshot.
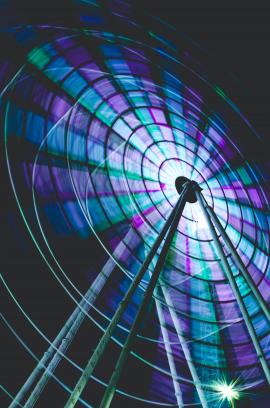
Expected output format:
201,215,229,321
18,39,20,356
11,177,270,408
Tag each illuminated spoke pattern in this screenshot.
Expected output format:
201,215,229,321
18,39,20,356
1,1,270,407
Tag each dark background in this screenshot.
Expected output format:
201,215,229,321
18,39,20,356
1,1,270,407
1,0,270,142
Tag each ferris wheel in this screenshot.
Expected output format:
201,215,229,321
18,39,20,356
1,1,270,408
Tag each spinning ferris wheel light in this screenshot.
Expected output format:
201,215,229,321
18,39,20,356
1,1,270,408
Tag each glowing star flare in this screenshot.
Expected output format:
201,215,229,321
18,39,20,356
215,380,240,406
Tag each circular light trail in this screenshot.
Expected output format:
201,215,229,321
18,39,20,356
1,1,270,407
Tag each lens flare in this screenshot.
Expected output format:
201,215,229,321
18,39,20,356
214,380,240,406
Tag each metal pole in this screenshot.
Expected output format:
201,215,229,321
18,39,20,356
160,285,209,408
9,257,117,408
200,193,270,325
154,285,184,407
196,190,270,385
98,183,190,408
64,183,190,408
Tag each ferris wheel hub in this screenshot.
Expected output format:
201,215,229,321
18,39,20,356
175,176,201,203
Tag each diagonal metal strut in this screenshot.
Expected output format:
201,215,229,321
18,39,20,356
196,190,270,385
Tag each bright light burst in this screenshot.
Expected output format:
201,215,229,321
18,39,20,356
214,380,240,406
